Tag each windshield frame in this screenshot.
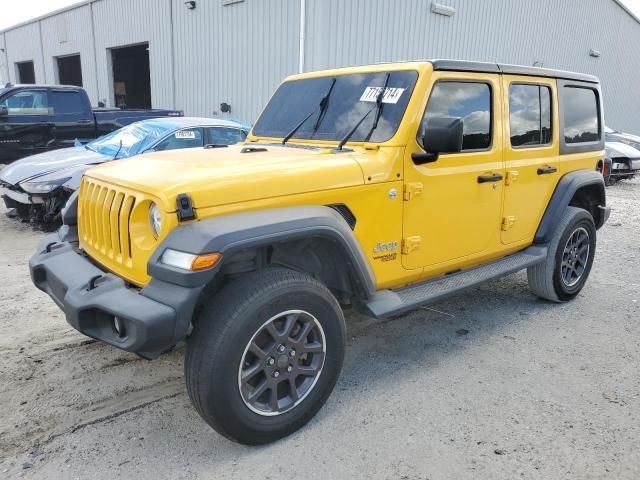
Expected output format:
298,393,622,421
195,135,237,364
251,69,419,146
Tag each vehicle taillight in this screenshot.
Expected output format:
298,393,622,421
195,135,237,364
602,162,610,178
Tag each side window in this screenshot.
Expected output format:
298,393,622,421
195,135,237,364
154,128,203,151
0,90,49,116
509,84,552,147
51,91,86,115
563,87,599,144
206,126,247,145
419,81,492,151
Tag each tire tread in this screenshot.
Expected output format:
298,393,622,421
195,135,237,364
185,266,344,444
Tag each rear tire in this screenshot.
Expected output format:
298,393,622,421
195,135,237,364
527,207,596,302
185,267,345,445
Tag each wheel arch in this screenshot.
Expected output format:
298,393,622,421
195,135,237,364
535,170,608,244
147,206,376,303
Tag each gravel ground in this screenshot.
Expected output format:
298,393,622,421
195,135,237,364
0,175,638,480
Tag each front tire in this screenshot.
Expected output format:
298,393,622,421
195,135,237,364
527,206,597,302
185,267,345,445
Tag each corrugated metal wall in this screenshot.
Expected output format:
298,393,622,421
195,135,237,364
0,34,7,84
39,4,99,104
92,0,174,109
172,0,300,120
1,0,639,133
3,21,45,85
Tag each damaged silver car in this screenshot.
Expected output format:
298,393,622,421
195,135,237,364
0,117,249,225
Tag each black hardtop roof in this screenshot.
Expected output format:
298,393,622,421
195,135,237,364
429,59,599,84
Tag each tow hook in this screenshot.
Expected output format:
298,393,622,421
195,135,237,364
87,275,102,291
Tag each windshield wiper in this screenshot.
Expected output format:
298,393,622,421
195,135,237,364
112,140,123,160
281,110,316,146
337,73,390,151
364,73,390,142
282,77,336,146
311,77,336,133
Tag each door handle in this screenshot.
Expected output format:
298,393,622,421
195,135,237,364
477,173,503,183
77,119,93,124
537,166,557,175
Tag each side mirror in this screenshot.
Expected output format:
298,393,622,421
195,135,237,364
0,106,8,117
412,116,463,164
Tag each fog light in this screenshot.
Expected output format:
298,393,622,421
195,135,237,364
113,317,126,338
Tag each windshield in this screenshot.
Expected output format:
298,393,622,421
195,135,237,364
86,121,175,158
252,70,418,144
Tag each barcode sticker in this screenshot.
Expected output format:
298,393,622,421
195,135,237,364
360,87,405,104
175,130,196,139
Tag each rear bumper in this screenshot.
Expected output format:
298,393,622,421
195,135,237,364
29,233,201,358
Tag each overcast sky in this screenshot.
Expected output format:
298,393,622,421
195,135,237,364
1,0,639,30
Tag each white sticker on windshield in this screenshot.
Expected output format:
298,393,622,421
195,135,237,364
175,130,196,139
360,87,405,104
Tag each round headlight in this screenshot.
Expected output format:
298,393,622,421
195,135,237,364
148,203,162,237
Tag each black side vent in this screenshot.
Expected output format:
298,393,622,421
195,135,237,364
327,204,356,230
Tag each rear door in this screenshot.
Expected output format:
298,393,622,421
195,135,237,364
402,72,505,269
0,88,53,162
205,126,247,146
500,76,559,244
50,89,95,147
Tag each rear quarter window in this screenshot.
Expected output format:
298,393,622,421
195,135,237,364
51,91,86,115
563,87,599,144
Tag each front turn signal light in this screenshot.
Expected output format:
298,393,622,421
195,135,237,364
191,252,222,271
160,249,221,271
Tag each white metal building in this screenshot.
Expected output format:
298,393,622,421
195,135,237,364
1,0,639,133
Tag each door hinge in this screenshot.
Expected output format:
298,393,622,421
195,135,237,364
401,236,421,254
505,170,519,186
501,216,516,231
403,182,423,201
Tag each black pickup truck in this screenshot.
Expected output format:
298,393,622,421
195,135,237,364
0,84,183,164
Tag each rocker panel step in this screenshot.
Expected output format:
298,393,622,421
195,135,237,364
364,246,548,319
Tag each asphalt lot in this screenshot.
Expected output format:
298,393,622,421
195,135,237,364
0,176,638,480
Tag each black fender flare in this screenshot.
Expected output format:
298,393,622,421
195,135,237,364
534,170,607,244
147,205,377,298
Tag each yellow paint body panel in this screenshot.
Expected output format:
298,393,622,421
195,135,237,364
78,61,603,291
499,75,560,245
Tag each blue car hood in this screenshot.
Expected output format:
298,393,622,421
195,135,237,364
0,147,111,187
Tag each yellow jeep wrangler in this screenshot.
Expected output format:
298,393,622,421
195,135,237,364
30,60,610,444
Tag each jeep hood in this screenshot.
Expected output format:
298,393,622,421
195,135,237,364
0,146,110,186
85,144,367,210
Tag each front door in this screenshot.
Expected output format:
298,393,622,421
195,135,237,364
0,89,53,163
402,72,505,270
500,76,559,244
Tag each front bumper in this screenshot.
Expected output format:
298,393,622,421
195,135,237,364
610,159,640,175
0,186,44,206
29,233,201,358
